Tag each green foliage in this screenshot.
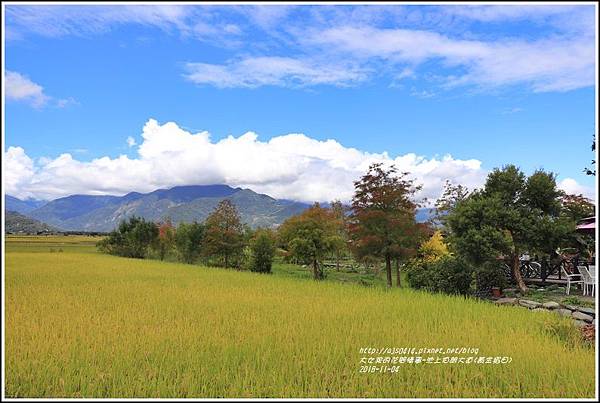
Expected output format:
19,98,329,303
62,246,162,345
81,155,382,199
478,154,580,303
446,165,576,292
278,203,341,280
406,255,474,295
249,229,276,273
97,216,158,259
174,222,205,264
203,200,245,268
474,260,508,294
562,296,594,308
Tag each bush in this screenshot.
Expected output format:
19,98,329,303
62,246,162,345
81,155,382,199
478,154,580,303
474,260,508,295
406,255,473,295
249,229,275,273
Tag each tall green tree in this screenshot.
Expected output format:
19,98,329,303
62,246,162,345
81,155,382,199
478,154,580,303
278,203,341,280
97,216,158,259
203,199,245,268
348,163,423,288
446,165,574,293
174,221,205,264
249,228,276,273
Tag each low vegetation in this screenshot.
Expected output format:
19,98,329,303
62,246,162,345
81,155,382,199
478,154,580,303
5,237,595,398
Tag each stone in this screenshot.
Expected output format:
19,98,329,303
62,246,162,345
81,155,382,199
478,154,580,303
542,301,560,310
532,308,546,313
495,297,517,305
573,320,587,328
571,311,594,323
565,305,578,311
556,309,572,317
519,299,541,309
503,288,517,293
574,306,595,317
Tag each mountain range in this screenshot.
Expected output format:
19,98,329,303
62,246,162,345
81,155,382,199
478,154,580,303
5,195,47,214
5,184,434,233
6,185,310,232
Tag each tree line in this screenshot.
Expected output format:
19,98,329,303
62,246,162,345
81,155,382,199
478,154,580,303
97,199,276,274
98,162,595,295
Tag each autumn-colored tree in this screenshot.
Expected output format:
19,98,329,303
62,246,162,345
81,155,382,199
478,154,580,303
348,163,423,288
418,230,450,263
203,199,245,268
155,218,175,260
278,203,341,280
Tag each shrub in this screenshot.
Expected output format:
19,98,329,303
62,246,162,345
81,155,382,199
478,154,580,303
406,255,473,295
474,260,508,295
97,216,158,258
249,229,276,273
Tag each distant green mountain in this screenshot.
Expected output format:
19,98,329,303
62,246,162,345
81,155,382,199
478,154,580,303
5,211,60,234
21,185,310,232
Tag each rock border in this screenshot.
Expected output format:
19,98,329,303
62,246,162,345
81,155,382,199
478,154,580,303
494,297,596,325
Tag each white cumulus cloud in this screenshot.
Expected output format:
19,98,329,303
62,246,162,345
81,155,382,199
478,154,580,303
5,119,493,203
558,178,596,201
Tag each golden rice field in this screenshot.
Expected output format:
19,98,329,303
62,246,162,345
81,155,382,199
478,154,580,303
4,236,596,398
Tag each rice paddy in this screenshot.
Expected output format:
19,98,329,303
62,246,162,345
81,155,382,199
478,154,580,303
4,236,596,398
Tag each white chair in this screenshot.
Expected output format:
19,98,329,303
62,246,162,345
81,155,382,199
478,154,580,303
561,266,583,295
578,265,595,297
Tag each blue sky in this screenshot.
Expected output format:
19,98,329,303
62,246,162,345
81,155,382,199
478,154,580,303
3,4,597,203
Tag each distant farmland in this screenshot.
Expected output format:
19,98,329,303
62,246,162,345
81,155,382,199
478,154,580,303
5,236,595,398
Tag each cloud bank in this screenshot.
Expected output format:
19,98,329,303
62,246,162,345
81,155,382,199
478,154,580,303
6,119,496,203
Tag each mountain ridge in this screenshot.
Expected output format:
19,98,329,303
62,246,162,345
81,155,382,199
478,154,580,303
6,184,434,232
16,185,309,232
